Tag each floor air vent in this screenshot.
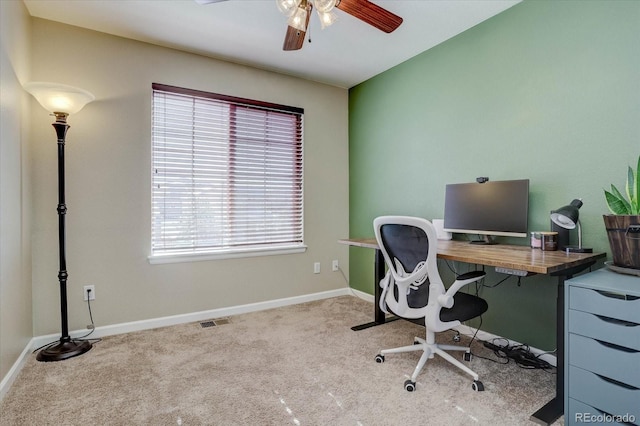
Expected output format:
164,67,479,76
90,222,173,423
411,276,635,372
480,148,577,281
200,317,231,328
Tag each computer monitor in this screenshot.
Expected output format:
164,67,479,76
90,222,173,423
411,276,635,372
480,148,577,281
443,179,529,244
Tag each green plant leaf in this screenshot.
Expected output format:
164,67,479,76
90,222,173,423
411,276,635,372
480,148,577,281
605,185,631,214
625,165,634,209
634,156,640,214
604,155,640,215
625,158,640,214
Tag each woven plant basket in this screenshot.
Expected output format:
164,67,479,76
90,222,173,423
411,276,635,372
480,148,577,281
603,214,640,270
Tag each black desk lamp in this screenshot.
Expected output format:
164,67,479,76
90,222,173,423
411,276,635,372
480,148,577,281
24,82,95,361
550,198,593,253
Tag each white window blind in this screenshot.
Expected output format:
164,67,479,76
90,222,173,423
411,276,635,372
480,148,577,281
151,84,304,257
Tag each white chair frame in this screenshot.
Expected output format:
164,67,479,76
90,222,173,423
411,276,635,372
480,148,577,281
373,216,487,392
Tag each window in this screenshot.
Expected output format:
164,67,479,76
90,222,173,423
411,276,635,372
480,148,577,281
150,83,304,262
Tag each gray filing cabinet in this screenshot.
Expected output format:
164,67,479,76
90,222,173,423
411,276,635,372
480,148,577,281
565,268,640,426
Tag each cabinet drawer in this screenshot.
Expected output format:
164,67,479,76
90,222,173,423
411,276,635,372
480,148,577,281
568,334,640,388
567,398,637,426
569,286,640,323
569,366,640,422
568,309,640,351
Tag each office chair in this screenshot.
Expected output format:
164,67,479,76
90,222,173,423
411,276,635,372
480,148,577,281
373,216,488,392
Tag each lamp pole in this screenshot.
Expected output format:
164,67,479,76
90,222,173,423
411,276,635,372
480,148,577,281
36,112,92,362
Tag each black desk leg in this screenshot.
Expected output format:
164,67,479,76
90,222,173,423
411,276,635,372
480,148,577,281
530,275,567,425
351,248,398,331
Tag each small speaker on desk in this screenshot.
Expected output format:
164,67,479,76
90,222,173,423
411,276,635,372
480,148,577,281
433,219,452,240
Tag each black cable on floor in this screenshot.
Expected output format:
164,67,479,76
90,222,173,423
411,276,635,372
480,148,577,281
480,338,555,372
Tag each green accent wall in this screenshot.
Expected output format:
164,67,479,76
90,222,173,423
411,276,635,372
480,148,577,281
348,0,640,349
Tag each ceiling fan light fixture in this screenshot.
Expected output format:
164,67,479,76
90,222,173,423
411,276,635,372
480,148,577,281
317,10,337,29
276,0,302,17
313,0,336,13
287,6,308,31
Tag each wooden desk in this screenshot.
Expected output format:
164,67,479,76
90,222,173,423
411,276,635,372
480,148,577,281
341,238,603,274
340,238,606,425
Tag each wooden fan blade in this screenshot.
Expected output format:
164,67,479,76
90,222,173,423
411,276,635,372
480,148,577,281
283,26,307,51
336,0,403,33
283,2,313,51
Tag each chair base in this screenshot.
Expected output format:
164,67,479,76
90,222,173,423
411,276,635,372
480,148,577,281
377,335,482,391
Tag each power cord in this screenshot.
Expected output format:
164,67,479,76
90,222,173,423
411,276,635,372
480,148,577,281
482,274,514,289
452,315,484,355
32,287,101,354
77,287,99,340
480,338,555,372
444,263,546,369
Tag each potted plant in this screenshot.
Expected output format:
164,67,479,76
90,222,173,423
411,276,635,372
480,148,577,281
603,155,640,270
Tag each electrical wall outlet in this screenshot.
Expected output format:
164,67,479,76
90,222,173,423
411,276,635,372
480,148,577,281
313,262,321,274
332,260,339,271
83,285,95,301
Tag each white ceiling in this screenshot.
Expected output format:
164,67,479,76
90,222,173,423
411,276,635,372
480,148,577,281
23,0,520,88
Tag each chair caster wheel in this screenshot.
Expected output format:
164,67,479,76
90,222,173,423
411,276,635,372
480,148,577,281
374,354,385,363
472,380,484,392
404,379,416,392
463,352,472,362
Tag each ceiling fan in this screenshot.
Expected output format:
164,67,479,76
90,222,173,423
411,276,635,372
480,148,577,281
195,0,403,51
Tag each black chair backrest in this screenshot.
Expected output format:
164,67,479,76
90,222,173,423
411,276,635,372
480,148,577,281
379,223,430,273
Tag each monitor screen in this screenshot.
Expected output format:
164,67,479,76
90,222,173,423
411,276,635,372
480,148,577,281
443,179,529,244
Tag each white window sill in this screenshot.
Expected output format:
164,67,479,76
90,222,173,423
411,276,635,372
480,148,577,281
148,244,307,265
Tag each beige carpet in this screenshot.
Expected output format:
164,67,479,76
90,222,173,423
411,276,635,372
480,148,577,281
0,296,561,425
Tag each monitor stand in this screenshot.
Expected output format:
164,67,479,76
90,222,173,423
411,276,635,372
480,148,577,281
469,235,497,245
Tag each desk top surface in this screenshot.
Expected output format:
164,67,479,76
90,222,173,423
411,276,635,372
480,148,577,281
339,238,606,275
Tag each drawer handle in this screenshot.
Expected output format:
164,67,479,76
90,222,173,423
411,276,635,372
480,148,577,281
594,289,640,301
595,314,639,327
594,372,639,390
595,339,639,353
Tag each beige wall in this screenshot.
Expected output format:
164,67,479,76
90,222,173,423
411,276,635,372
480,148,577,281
28,19,350,335
0,0,33,383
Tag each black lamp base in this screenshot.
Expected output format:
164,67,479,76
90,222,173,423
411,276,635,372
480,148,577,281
564,246,593,254
37,338,92,362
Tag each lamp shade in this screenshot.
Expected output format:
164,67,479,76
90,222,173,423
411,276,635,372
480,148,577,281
314,0,336,13
24,82,95,115
550,199,583,230
276,0,301,16
287,5,308,31
318,10,337,29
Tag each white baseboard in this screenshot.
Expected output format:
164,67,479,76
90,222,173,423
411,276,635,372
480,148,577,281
1,287,350,401
348,287,374,303
31,287,352,348
0,341,35,401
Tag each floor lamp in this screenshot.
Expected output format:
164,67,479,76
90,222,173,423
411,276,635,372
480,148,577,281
24,82,95,362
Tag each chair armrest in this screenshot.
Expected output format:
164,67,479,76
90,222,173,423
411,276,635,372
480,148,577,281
437,270,486,309
456,270,486,281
